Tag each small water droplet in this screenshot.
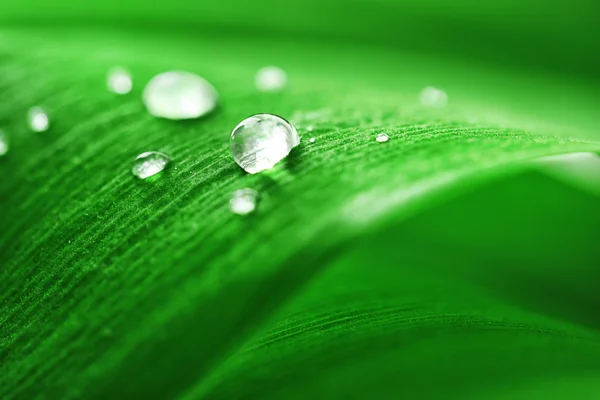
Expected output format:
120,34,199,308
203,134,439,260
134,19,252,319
306,125,314,132
28,106,49,132
131,151,171,179
143,71,218,120
309,137,316,143
107,67,132,95
0,130,8,156
230,113,299,174
255,66,287,92
376,133,389,142
230,188,259,215
419,87,448,107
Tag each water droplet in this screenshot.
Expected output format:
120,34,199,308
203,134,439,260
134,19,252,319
306,125,314,132
255,66,287,92
0,130,8,156
28,106,49,132
419,87,448,107
107,67,132,95
230,114,299,174
376,133,389,142
143,71,218,120
309,137,316,143
230,188,259,215
131,151,171,179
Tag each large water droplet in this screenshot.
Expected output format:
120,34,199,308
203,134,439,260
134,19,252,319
376,133,389,142
230,114,299,174
0,130,8,156
419,87,448,107
255,66,287,92
230,188,259,215
28,106,49,132
107,67,133,95
131,151,171,179
143,71,218,120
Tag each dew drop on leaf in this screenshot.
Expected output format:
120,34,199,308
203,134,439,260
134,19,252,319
0,130,8,156
142,71,218,119
230,113,299,174
27,106,49,132
419,86,448,107
131,151,171,179
309,137,316,143
255,66,287,92
376,133,389,142
230,188,259,215
107,67,133,95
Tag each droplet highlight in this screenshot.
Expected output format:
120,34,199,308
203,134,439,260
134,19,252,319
419,87,448,107
28,106,49,132
376,133,389,143
143,71,218,120
0,130,8,156
255,66,287,92
230,188,259,215
107,67,133,95
131,151,171,179
230,113,299,174
309,137,316,143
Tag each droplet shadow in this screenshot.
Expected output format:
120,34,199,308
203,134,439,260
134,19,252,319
283,145,305,174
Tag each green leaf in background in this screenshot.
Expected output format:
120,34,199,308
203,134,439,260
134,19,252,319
0,0,599,399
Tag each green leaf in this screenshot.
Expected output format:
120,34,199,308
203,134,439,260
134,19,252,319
1,6,599,398
190,171,600,399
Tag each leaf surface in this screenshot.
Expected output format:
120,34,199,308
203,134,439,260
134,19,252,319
0,18,599,399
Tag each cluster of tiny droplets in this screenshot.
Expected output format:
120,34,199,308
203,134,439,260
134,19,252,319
0,62,448,213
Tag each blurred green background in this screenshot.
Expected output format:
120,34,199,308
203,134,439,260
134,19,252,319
2,0,599,76
1,0,599,399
